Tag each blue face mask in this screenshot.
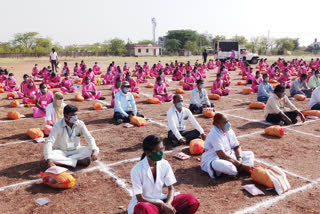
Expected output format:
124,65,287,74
281,92,286,97
223,122,231,132
176,101,183,109
123,87,129,93
199,84,204,89
69,115,78,124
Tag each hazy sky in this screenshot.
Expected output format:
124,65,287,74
1,0,319,46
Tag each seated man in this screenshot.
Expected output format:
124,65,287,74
113,81,144,125
167,94,206,146
309,86,320,110
189,79,214,114
308,70,320,89
290,73,313,98
265,84,305,125
257,73,274,103
44,105,99,168
201,113,254,178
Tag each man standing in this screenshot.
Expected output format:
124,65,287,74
44,105,99,168
49,48,59,72
202,49,208,64
189,79,214,114
201,113,254,178
113,81,144,125
167,94,206,146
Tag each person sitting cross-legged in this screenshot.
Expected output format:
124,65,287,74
44,105,99,168
189,79,214,114
201,113,254,178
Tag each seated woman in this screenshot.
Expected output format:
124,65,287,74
172,67,183,81
251,71,263,93
123,62,130,74
61,62,70,76
103,68,115,85
128,135,200,214
33,83,54,118
93,62,101,75
0,69,8,85
48,72,61,88
246,68,255,84
82,76,101,100
183,70,196,90
211,73,230,96
73,62,81,76
221,69,230,86
4,73,20,92
153,77,173,103
85,68,95,83
18,74,30,97
46,92,66,127
137,68,149,83
61,73,76,93
18,78,38,104
265,84,305,125
278,69,292,88
111,78,122,107
32,64,40,78
126,73,140,93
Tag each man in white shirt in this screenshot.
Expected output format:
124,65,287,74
44,105,99,168
113,81,144,125
201,113,254,178
309,86,320,110
167,94,206,146
290,73,313,98
189,79,214,114
49,48,58,72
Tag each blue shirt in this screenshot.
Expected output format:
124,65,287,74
257,81,274,98
114,91,137,117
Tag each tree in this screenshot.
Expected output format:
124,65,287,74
293,38,299,50
12,32,39,49
108,38,126,56
184,41,197,52
230,35,247,46
275,38,294,54
137,40,156,45
212,35,226,46
197,34,209,47
246,37,259,53
164,39,181,52
166,30,198,49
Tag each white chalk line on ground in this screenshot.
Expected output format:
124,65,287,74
233,179,320,214
285,127,320,138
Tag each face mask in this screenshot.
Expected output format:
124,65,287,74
221,71,225,74
125,64,127,66
176,101,183,109
108,71,111,74
265,77,269,82
128,76,131,79
159,81,163,85
119,81,122,85
199,84,204,89
281,92,286,97
9,76,13,79
149,151,164,162
316,74,320,77
123,87,129,93
56,99,63,107
68,115,78,124
257,74,261,77
86,80,90,84
187,74,191,77
28,82,33,86
285,72,289,75
24,78,28,82
41,88,47,94
223,122,231,132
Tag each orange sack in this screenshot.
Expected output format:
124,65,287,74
7,111,20,120
268,79,277,84
132,92,140,99
293,94,306,101
175,88,185,94
0,88,4,93
202,108,215,118
249,102,265,109
189,139,204,155
237,81,247,85
93,102,103,110
302,110,320,118
147,83,154,88
179,80,184,85
40,171,75,189
208,94,221,100
242,87,252,94
264,125,286,137
130,116,147,127
27,128,44,139
75,94,84,102
250,167,274,188
10,100,20,107
7,92,15,99
147,97,161,104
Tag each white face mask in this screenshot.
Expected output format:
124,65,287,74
56,99,63,107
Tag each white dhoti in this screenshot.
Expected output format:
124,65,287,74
210,151,254,177
48,146,92,168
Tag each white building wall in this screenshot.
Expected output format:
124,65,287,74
134,47,159,56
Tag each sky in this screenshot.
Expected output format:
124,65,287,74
1,0,319,47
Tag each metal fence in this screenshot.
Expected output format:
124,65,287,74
0,52,110,58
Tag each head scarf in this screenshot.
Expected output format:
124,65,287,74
53,92,65,122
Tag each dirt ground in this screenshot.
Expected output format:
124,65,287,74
0,56,319,214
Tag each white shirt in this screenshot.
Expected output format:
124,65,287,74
44,119,99,160
201,126,239,178
45,103,66,124
167,106,204,140
190,87,210,107
128,157,176,214
309,86,320,108
114,91,137,117
50,51,58,60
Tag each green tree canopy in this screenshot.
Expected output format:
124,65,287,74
137,40,156,45
165,39,181,52
108,38,126,56
12,32,39,49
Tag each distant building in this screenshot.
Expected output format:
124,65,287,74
126,44,162,57
158,36,166,49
